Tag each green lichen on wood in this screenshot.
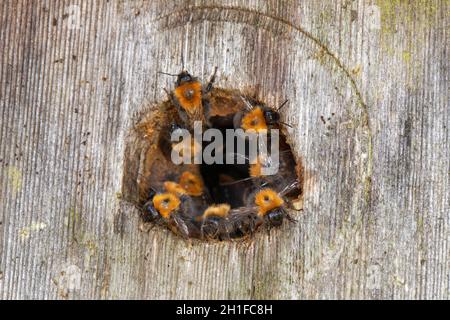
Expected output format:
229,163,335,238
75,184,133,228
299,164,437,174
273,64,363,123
376,0,438,35
7,166,22,195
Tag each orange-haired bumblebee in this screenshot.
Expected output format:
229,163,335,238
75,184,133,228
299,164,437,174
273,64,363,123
160,67,217,129
233,96,291,132
158,170,209,211
179,171,204,197
225,180,300,234
141,190,191,238
197,204,232,240
253,185,297,228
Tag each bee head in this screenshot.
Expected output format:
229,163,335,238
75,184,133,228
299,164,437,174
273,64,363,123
176,71,194,86
142,199,161,222
263,109,280,125
265,208,284,227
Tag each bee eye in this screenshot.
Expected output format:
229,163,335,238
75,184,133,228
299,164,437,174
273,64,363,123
264,110,280,124
181,74,191,82
268,211,283,226
143,202,160,222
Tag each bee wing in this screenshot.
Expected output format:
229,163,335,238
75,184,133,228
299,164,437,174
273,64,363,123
219,175,254,186
227,206,260,235
228,206,257,216
229,152,252,162
228,206,259,224
240,95,254,111
172,214,191,239
200,218,221,239
278,180,300,197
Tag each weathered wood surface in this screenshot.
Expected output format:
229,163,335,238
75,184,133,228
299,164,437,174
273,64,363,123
0,0,448,299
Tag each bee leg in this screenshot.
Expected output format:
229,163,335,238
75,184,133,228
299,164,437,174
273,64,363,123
163,88,174,103
205,66,218,93
173,217,191,240
179,230,190,240
249,217,259,236
286,213,297,223
223,221,233,241
285,200,303,212
200,221,208,240
283,208,297,224
219,224,230,241
243,237,254,249
265,224,271,236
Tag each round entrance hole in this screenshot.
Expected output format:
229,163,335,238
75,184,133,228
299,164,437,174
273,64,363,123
122,73,303,241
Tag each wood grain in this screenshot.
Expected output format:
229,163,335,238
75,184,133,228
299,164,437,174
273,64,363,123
0,0,448,299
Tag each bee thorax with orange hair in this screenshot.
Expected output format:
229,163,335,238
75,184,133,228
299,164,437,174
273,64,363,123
152,193,181,219
173,81,203,115
240,107,268,132
179,171,204,196
203,204,231,218
254,189,284,216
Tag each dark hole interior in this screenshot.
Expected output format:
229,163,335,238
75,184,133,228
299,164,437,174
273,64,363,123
200,115,251,208
197,114,298,210
199,126,251,208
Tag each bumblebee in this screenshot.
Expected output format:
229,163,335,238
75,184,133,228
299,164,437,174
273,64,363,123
178,171,204,197
233,96,291,132
253,188,296,228
141,191,192,238
197,204,232,240
161,67,217,129
164,171,210,218
158,122,203,165
141,177,207,238
224,180,300,235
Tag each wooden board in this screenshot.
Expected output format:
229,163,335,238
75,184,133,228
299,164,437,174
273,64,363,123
0,0,448,299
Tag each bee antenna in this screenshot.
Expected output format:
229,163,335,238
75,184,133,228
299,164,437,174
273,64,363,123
219,176,256,186
181,50,186,72
163,88,171,98
158,71,178,77
279,121,293,128
148,186,158,194
277,99,289,111
240,96,254,111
